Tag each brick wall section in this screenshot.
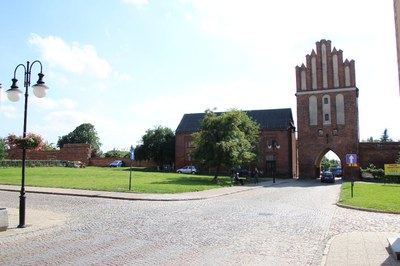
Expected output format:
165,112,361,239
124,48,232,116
259,130,297,177
359,142,400,169
89,158,157,167
6,143,157,167
7,144,92,165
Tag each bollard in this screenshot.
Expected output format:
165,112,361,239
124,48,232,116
0,208,8,232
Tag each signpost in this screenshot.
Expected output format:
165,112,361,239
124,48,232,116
346,153,357,198
129,146,135,191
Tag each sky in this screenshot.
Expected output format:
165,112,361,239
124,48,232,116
0,0,399,152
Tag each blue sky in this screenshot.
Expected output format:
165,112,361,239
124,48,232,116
0,0,399,152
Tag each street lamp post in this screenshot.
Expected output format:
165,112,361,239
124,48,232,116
6,60,48,228
268,140,280,183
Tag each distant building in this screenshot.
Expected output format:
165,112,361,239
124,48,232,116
175,109,297,177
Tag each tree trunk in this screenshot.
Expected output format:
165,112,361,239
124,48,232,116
212,164,220,182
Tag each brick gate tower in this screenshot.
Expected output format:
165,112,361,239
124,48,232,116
295,39,359,179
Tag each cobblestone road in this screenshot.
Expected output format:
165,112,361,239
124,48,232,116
1,180,400,265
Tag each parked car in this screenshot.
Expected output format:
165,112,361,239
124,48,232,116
321,171,335,183
176,166,198,174
109,160,125,167
334,168,342,177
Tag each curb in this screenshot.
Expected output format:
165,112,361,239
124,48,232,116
336,203,400,215
0,184,264,202
320,234,337,266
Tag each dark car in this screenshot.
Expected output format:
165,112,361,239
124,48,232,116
321,171,335,183
109,160,125,167
334,168,342,177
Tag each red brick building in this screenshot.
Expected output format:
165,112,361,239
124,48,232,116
295,39,399,179
175,109,297,177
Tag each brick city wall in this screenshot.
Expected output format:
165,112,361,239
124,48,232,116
89,158,157,167
359,142,400,169
7,144,92,165
6,143,157,167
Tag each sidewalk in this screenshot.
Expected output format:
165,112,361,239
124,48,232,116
1,182,399,265
323,232,400,266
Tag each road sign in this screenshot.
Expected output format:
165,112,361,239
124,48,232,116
130,146,135,161
346,154,357,167
384,164,400,176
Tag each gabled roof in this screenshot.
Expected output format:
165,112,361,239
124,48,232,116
176,108,294,134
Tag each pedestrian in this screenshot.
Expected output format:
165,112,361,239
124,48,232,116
231,172,244,185
254,167,259,184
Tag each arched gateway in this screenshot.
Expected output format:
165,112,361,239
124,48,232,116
295,39,359,179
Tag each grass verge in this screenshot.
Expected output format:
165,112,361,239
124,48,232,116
0,166,240,194
339,182,400,212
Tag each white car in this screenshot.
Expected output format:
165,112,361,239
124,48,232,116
176,166,198,174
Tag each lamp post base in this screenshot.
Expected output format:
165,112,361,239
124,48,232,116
18,194,26,228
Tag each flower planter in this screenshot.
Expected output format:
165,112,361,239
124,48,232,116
0,208,8,232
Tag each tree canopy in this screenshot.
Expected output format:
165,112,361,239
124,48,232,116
192,109,260,180
137,126,175,168
0,138,7,160
103,149,129,158
320,155,340,172
57,123,102,155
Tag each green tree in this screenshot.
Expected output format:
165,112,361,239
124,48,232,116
42,140,57,151
0,137,7,160
137,126,175,168
104,149,129,158
133,144,146,161
380,128,393,142
57,123,102,156
192,109,260,181
365,136,378,142
320,156,330,172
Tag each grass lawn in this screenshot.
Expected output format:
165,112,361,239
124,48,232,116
339,182,400,212
0,166,240,194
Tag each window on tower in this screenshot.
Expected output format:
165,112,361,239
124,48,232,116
322,95,331,125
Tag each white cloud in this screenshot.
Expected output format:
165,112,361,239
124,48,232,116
183,0,393,63
31,97,77,110
185,12,193,22
0,104,20,119
123,0,148,6
29,34,112,79
37,110,105,142
131,79,295,131
114,72,132,81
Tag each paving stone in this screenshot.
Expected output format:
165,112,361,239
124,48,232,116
0,180,399,265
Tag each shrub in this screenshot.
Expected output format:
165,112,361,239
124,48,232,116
0,160,67,167
360,163,399,183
